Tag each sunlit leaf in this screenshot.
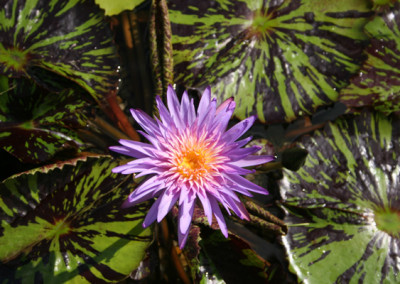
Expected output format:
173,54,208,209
280,111,400,283
0,78,91,163
95,0,146,16
169,0,371,123
340,4,400,115
0,156,151,283
0,0,120,101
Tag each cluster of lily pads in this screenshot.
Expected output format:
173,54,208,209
0,0,399,283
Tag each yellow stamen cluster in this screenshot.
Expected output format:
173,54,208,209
176,148,213,181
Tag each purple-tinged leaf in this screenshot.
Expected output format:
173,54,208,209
340,4,400,115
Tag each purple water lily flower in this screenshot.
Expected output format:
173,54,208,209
110,86,274,248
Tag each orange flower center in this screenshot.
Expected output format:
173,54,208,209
168,129,228,185
177,149,211,180
181,151,205,170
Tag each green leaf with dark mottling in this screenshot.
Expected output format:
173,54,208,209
340,4,400,115
95,0,147,16
0,156,151,283
0,0,120,102
0,78,91,163
169,0,371,123
280,111,400,283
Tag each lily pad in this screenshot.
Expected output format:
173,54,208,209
339,4,400,115
0,78,91,163
0,0,120,101
169,0,371,123
0,156,151,283
280,111,400,283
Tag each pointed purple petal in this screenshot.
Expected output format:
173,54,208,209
220,192,250,220
157,191,179,222
126,157,154,165
134,167,164,178
197,86,211,119
129,176,163,200
234,136,253,148
225,146,261,161
178,183,190,205
212,193,232,216
221,163,254,175
213,98,235,131
219,187,241,202
122,188,156,208
123,185,164,208
216,97,234,115
188,98,196,126
167,85,184,129
223,116,256,142
198,192,213,225
156,95,175,128
178,222,191,249
231,188,253,197
119,139,158,157
224,174,268,195
180,92,196,126
111,163,137,174
224,182,253,197
109,145,147,159
230,155,275,167
143,197,163,227
197,98,217,129
112,158,157,174
137,130,162,149
209,197,228,237
178,193,196,235
180,91,190,125
130,109,160,136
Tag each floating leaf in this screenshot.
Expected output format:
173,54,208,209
0,156,151,283
280,111,400,283
0,0,120,101
339,4,400,115
169,0,371,123
95,0,147,16
0,78,91,163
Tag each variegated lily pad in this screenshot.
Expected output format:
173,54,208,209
340,4,400,115
280,111,400,283
169,0,371,123
0,156,151,283
0,78,90,163
0,0,119,101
